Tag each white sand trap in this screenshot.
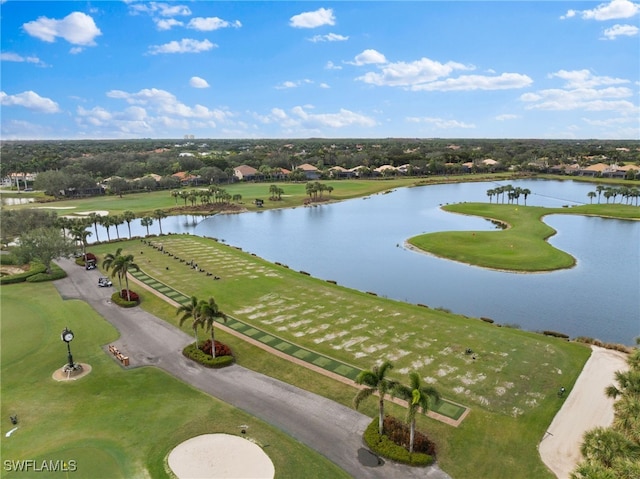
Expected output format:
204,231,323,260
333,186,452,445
76,210,109,216
169,434,275,479
36,206,76,209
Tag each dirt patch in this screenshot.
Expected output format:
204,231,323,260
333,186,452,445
0,265,28,276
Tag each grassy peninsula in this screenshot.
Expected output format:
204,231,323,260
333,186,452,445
408,203,640,272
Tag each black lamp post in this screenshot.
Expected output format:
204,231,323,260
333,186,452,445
61,327,76,371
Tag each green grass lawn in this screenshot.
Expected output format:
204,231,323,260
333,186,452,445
88,235,592,479
408,202,640,271
0,282,352,479
5,175,515,218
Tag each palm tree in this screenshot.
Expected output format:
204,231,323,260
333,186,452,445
140,216,153,237
486,188,495,203
153,209,167,235
100,215,114,242
123,210,136,239
88,212,101,242
394,372,441,453
521,188,531,205
103,248,139,301
71,225,92,258
588,191,597,204
596,185,605,204
176,296,202,348
198,297,227,358
112,214,124,240
580,427,637,469
353,360,397,435
102,248,124,291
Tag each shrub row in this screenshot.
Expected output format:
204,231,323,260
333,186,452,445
363,418,434,467
543,330,570,339
182,343,235,368
26,264,67,282
575,337,633,354
0,263,47,284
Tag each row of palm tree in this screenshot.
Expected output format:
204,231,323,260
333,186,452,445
102,248,140,301
588,185,640,205
572,343,640,478
57,209,169,245
176,295,228,358
305,181,334,201
171,187,242,207
353,360,440,454
486,184,531,205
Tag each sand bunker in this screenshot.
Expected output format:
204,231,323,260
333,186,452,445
168,433,275,479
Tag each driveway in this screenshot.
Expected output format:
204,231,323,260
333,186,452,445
54,258,450,479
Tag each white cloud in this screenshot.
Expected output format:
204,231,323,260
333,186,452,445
148,38,216,54
0,90,60,113
128,2,191,17
357,57,470,86
275,79,313,89
290,8,335,28
602,23,639,39
325,61,342,70
549,69,629,88
0,52,45,66
308,33,348,42
561,0,640,20
23,12,102,46
106,88,230,121
350,49,387,66
155,18,183,31
410,73,533,91
189,76,210,88
188,17,242,31
319,83,330,89
406,117,475,129
291,105,377,128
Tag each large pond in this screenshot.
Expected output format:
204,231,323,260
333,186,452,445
91,179,640,345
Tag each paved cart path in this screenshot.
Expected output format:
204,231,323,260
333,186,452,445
54,258,450,479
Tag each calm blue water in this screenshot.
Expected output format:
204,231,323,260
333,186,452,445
92,179,640,345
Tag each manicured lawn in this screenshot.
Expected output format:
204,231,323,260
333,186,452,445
0,282,351,479
89,235,591,479
408,202,640,271
6,175,513,218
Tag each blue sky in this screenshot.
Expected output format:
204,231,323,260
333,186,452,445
1,1,639,140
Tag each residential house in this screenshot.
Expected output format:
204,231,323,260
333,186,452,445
296,163,321,180
233,165,262,181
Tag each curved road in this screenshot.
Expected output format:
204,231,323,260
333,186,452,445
54,258,451,479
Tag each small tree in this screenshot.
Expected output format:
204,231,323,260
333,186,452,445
353,360,397,435
15,227,76,274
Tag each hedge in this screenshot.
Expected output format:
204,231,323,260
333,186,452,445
26,264,67,282
0,262,47,284
182,343,235,368
363,418,434,467
0,253,18,265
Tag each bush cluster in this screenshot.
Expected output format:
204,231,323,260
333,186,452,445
200,339,233,357
363,418,434,467
119,290,140,301
543,330,570,339
182,343,234,368
110,291,139,308
0,254,18,265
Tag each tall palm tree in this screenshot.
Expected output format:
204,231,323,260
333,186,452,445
70,225,92,258
102,248,124,291
103,248,139,301
198,297,227,358
88,212,101,242
394,372,441,453
99,215,113,242
521,188,531,205
112,214,124,240
123,210,136,239
353,360,397,435
153,209,167,235
587,191,597,204
140,216,153,237
176,296,202,348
